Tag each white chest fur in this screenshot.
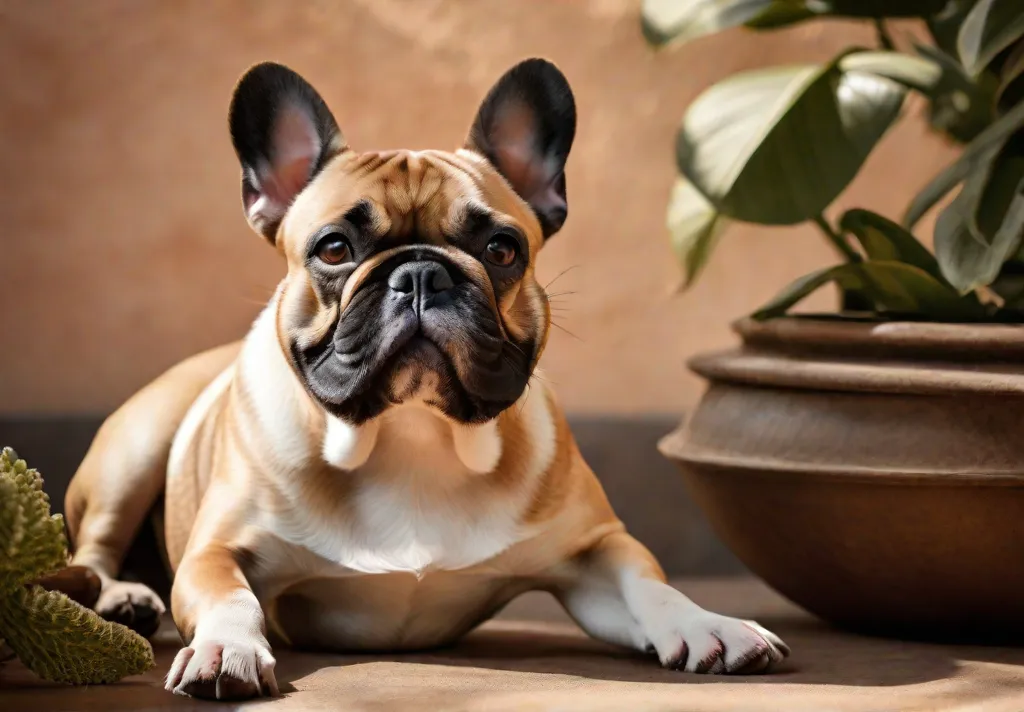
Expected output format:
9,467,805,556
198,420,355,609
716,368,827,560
312,399,551,575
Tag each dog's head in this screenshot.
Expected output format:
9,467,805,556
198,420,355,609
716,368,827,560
229,59,575,425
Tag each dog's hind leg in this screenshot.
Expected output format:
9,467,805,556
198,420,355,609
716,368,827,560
63,343,240,637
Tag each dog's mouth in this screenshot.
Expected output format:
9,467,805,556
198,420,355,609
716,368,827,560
291,253,534,425
382,335,453,400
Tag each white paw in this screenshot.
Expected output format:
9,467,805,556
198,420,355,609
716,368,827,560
165,632,278,700
94,580,166,638
629,578,789,674
651,611,789,674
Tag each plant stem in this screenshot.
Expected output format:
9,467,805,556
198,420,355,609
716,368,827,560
874,18,895,51
813,214,861,263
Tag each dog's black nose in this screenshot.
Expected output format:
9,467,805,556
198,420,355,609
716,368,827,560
388,261,455,305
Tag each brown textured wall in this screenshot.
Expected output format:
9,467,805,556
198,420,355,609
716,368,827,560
0,0,957,415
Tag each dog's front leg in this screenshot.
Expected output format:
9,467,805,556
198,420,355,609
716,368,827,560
164,545,279,700
553,530,789,674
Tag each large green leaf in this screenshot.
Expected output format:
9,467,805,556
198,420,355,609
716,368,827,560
753,260,985,320
957,0,1024,77
666,177,729,290
839,208,947,281
641,0,948,47
641,0,786,47
903,98,1024,227
934,171,1024,292
677,56,906,225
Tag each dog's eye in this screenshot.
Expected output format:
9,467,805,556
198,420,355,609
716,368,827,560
316,235,352,265
484,234,519,267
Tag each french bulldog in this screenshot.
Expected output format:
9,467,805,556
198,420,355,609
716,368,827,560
63,58,789,700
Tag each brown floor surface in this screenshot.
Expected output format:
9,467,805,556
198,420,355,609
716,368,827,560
3,578,1023,712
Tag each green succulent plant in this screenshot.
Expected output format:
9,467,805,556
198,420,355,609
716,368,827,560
0,447,154,684
644,0,1024,320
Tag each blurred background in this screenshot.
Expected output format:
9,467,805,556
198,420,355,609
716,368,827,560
0,0,957,576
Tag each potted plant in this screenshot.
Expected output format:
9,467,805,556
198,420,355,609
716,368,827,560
644,0,1024,638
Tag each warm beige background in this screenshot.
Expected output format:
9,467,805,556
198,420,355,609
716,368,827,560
0,0,957,415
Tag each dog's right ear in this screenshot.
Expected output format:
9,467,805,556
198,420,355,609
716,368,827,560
229,63,346,242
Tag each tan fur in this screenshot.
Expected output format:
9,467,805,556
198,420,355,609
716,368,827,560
69,148,617,640
65,342,240,582
66,102,787,701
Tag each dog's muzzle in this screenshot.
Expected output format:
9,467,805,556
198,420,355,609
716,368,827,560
295,247,528,424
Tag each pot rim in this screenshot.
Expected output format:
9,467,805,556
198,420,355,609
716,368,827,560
734,315,1024,359
687,316,1024,396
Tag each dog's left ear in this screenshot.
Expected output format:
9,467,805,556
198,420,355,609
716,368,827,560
229,62,347,242
466,59,576,238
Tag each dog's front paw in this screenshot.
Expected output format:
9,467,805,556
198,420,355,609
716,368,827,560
94,580,166,638
629,578,789,674
165,634,278,700
650,612,789,674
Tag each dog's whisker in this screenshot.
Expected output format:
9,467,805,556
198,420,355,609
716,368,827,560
551,321,583,341
545,290,577,300
237,284,281,307
544,265,579,291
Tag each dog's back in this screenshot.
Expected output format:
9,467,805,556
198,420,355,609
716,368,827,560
64,342,240,631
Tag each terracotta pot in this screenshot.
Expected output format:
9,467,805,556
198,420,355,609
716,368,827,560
659,316,1024,640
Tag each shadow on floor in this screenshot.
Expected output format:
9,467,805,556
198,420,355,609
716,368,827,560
265,617,1019,690
5,612,1024,712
